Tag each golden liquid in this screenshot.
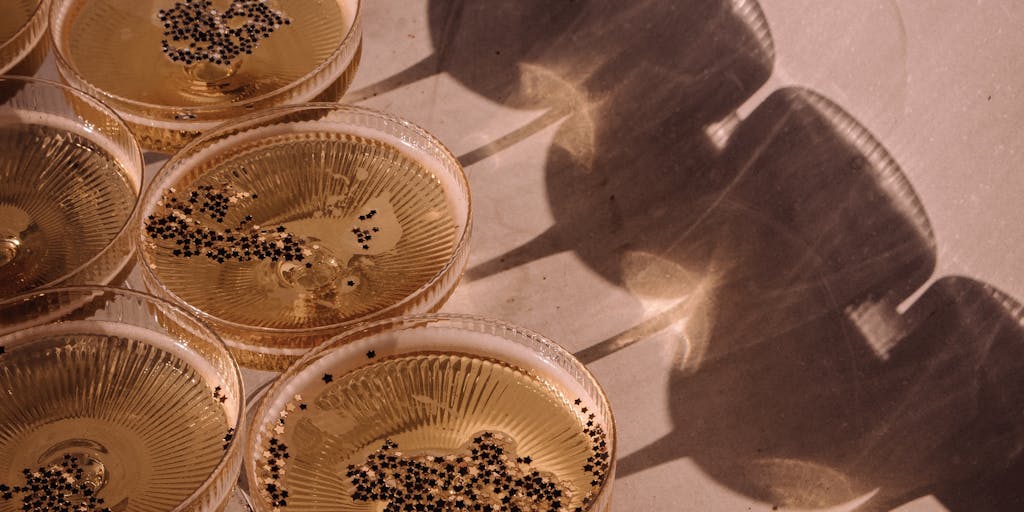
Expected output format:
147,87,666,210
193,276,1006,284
62,0,352,107
0,331,231,512
0,0,45,76
0,0,38,43
143,134,458,331
56,0,360,152
0,120,136,299
251,353,609,511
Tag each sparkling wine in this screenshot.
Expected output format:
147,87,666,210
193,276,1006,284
0,0,48,76
246,317,615,512
51,0,362,152
0,321,237,512
140,111,470,369
0,114,138,299
0,1,36,42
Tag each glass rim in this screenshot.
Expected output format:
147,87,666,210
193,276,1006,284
0,0,49,73
49,0,363,117
0,284,247,512
246,312,617,511
0,75,146,292
137,102,473,337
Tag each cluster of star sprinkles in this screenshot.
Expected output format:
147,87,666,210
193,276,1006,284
223,427,237,450
158,0,291,66
346,433,574,511
575,398,611,489
351,209,380,251
255,365,611,511
212,385,229,403
257,395,301,509
144,182,310,266
0,455,112,512
145,181,391,290
264,437,291,507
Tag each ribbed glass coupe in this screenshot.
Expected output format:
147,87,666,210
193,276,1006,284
50,0,363,152
138,104,471,370
0,76,143,301
0,287,245,512
245,314,616,512
0,0,50,77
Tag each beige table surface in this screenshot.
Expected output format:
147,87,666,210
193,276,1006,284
336,2,1024,511
39,0,1024,510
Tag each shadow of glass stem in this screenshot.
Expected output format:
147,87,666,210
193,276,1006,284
611,88,1024,511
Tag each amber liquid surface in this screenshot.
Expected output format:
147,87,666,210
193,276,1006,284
251,352,609,511
0,0,45,75
0,119,136,298
142,133,459,332
0,327,232,512
0,0,39,43
61,0,353,108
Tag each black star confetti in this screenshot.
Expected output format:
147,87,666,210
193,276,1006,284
223,428,236,450
158,0,291,67
256,395,609,510
144,181,310,267
213,385,228,403
346,433,572,511
351,208,383,252
262,437,291,507
0,455,113,512
575,399,610,497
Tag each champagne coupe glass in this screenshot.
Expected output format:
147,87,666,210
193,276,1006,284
50,0,363,153
0,0,49,77
0,286,245,512
137,104,472,370
0,76,143,301
245,314,616,511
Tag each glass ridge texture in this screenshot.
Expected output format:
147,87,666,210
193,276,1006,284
0,286,245,512
0,0,50,77
245,314,616,512
138,104,472,370
49,0,363,152
0,76,143,301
